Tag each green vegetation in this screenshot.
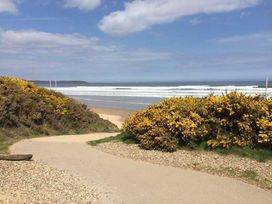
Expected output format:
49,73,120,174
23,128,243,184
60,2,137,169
241,170,258,179
0,137,13,153
88,132,137,146
123,92,272,153
214,147,272,162
89,133,272,162
0,76,118,153
204,166,271,190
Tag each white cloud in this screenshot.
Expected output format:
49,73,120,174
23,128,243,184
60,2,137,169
0,29,173,80
240,11,250,17
99,0,262,35
0,29,270,81
189,18,202,25
215,32,272,44
0,0,18,14
0,30,100,47
63,0,101,11
0,29,171,73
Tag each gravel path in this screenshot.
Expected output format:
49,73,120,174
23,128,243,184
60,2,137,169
0,161,99,204
93,142,272,190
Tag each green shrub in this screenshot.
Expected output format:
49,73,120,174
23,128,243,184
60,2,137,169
123,92,272,152
138,127,178,152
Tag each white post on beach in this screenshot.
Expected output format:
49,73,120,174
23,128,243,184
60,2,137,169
55,80,57,88
265,77,269,98
49,80,52,88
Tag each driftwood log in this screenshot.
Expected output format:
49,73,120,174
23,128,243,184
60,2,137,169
0,154,33,161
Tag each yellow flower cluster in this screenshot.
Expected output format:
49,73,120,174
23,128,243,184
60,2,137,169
123,92,272,151
257,117,272,144
0,77,70,117
0,76,117,134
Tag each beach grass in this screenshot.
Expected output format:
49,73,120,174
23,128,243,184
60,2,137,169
0,128,33,154
241,170,258,179
0,138,12,154
214,147,272,162
88,132,137,146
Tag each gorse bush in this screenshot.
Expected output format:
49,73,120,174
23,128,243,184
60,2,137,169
123,92,272,152
0,76,118,139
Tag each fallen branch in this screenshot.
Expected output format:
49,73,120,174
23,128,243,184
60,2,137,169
0,154,33,161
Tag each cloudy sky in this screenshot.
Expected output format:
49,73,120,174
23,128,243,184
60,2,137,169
0,0,271,82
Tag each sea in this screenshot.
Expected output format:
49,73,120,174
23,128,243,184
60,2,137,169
34,81,272,111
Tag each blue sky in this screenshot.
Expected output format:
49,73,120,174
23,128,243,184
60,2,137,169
0,0,271,82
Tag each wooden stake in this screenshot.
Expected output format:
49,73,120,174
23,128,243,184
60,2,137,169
265,77,269,98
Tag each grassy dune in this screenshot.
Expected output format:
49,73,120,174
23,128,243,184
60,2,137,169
0,76,118,153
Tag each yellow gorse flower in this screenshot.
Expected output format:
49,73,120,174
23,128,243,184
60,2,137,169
123,92,272,151
0,76,116,134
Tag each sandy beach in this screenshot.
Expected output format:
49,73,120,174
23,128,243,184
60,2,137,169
91,107,134,128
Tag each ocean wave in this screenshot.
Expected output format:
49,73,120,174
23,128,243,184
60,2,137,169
49,85,272,98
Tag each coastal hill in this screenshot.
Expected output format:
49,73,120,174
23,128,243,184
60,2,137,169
0,77,118,153
31,80,91,87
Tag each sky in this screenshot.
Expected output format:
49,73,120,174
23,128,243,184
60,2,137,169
0,0,271,82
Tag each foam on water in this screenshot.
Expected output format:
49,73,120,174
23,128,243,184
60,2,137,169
49,85,272,98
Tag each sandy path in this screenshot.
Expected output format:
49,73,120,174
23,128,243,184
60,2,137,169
11,113,272,204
